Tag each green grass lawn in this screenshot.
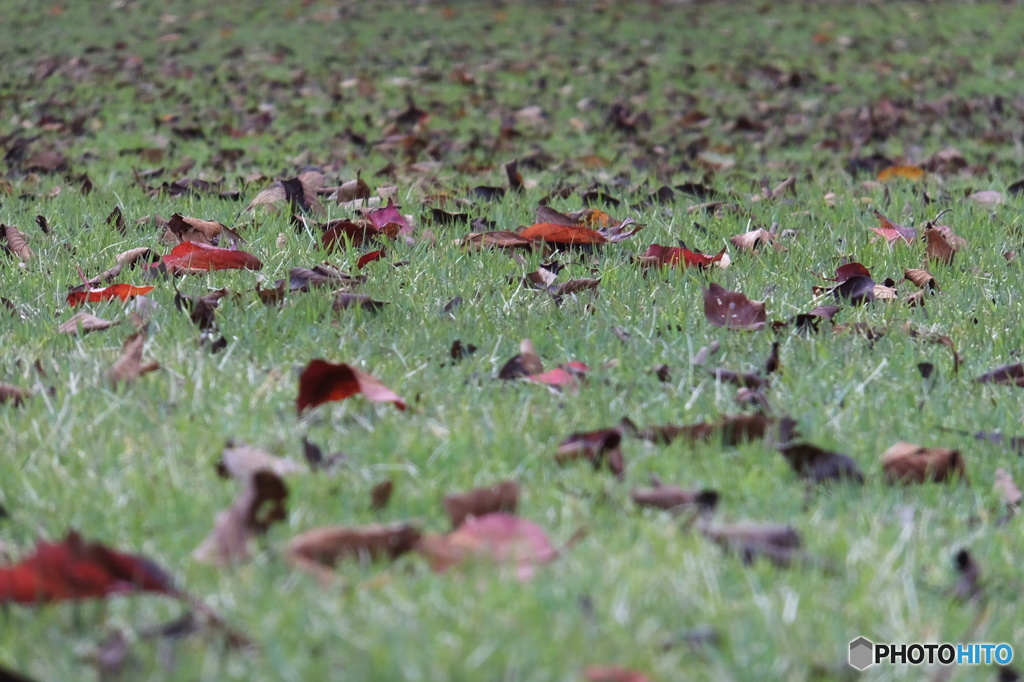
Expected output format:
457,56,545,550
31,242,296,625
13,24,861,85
2,1,1023,680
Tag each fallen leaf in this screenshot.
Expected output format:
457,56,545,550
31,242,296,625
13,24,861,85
1,224,33,262
301,437,347,471
623,413,771,447
775,418,864,483
0,531,176,604
994,468,1022,510
320,218,396,250
108,331,160,385
700,521,802,567
631,483,720,512
217,441,306,479
526,364,588,391
162,241,262,274
246,175,323,215
332,292,389,312
640,244,728,269
356,249,386,269
366,198,412,235
444,481,520,528
164,213,241,246
904,268,938,290
416,513,557,581
870,210,917,243
58,312,117,335
881,441,968,484
703,283,766,331
194,471,288,566
67,284,155,306
460,230,533,250
729,227,781,252
975,363,1024,386
925,224,965,265
296,359,406,413
498,339,544,379
877,165,925,181
288,264,364,292
0,383,32,406
287,522,421,578
556,428,624,478
519,222,608,245
370,480,394,511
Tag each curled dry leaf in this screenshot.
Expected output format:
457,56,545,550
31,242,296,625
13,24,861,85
246,175,324,216
925,224,965,265
703,283,765,331
296,359,406,413
1,224,33,261
162,241,262,274
904,268,938,290
700,521,802,567
108,331,160,385
287,522,421,579
975,363,1024,386
0,383,32,406
444,481,520,528
217,441,306,479
631,484,720,512
556,427,624,478
288,264,365,292
58,312,117,336
164,213,242,246
415,513,557,582
460,230,533,250
194,471,288,566
729,227,782,252
881,441,968,484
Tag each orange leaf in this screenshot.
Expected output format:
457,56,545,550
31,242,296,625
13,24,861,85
162,241,262,274
296,359,406,413
66,284,155,306
877,165,925,181
519,223,608,245
640,243,726,268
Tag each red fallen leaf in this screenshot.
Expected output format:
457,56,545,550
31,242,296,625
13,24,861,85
0,531,176,604
519,222,608,245
287,522,421,581
870,210,917,244
366,198,412,235
162,241,262,274
822,262,872,282
296,359,406,413
66,283,155,306
640,243,727,269
703,283,766,331
584,666,652,682
320,218,397,250
527,362,590,390
356,249,386,269
416,513,557,581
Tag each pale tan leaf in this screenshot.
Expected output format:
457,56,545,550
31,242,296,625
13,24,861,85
58,311,117,336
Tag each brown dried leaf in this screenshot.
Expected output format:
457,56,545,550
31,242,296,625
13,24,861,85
58,311,118,336
444,481,520,529
976,363,1024,386
163,213,236,246
370,480,394,511
631,484,719,512
700,521,802,567
332,292,389,312
904,268,938,290
775,420,864,484
626,413,771,447
287,522,421,578
1,224,33,262
881,441,968,484
556,428,624,478
194,471,288,566
108,331,160,385
498,338,544,379
0,383,32,406
703,283,766,331
925,224,965,265
415,513,557,581
460,230,533,250
729,227,782,252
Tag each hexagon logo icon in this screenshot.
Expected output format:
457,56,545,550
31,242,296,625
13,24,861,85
849,637,875,671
